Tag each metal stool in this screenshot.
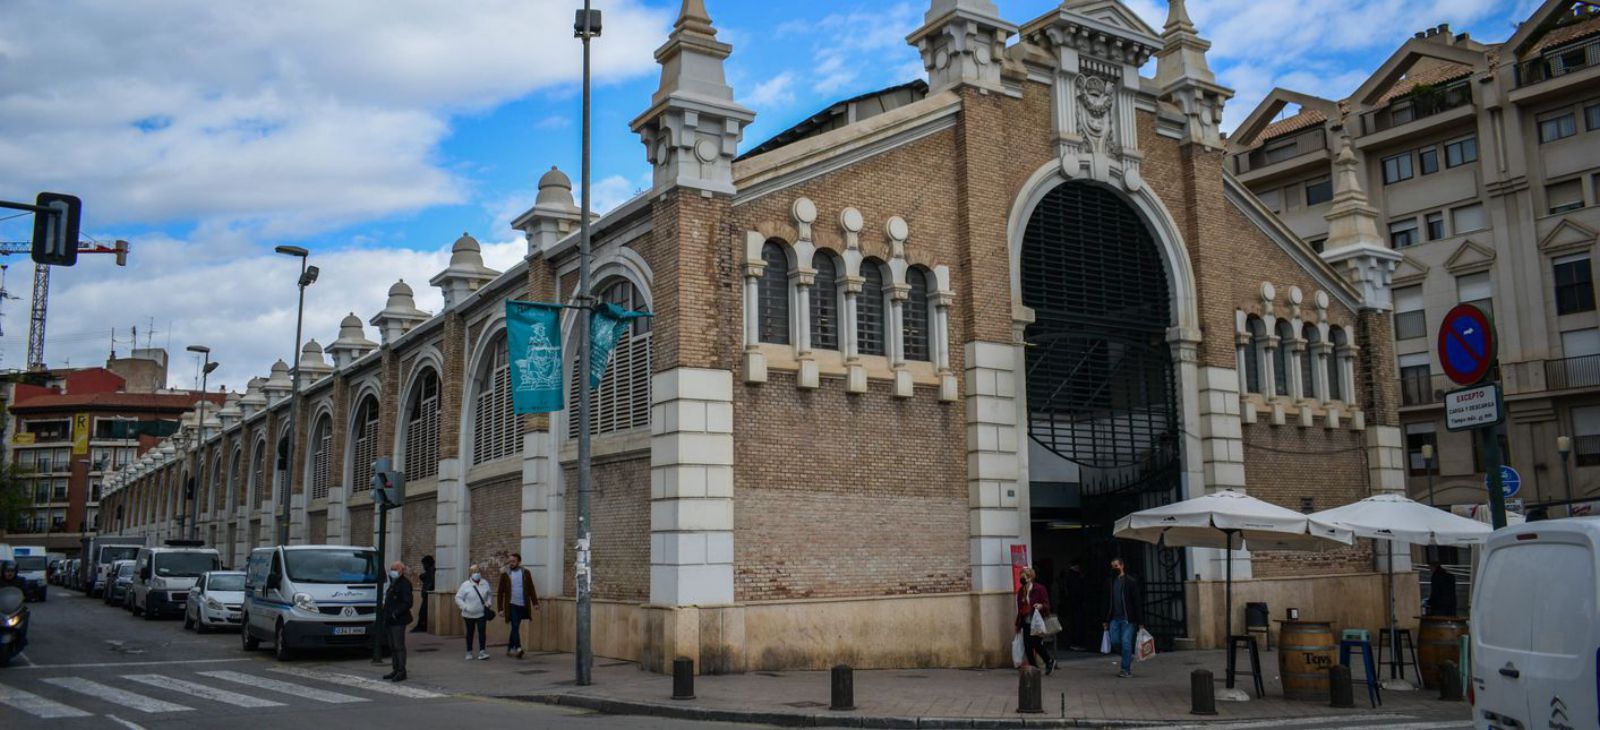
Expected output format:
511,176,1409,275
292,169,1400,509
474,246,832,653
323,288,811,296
1226,635,1265,699
1338,639,1382,708
1378,628,1420,683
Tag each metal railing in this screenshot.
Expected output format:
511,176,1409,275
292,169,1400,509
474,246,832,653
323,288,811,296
1233,128,1327,175
1361,82,1472,135
1546,353,1600,390
1518,37,1600,87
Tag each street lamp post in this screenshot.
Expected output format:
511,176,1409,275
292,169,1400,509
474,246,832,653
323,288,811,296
186,344,217,542
274,245,316,546
1421,443,1436,507
573,1,601,688
1558,435,1574,517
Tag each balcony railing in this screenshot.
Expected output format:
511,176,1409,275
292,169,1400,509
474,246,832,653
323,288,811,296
1234,128,1327,175
1361,82,1472,135
1518,37,1600,87
1547,353,1600,390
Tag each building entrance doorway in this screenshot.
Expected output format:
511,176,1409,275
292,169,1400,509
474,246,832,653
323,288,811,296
1020,182,1187,650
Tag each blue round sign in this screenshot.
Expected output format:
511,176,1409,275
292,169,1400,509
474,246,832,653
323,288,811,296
1438,305,1495,386
1484,465,1521,499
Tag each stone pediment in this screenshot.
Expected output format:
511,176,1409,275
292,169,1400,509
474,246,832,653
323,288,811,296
1540,218,1598,254
1021,0,1161,61
1443,238,1495,274
1392,253,1430,285
1062,0,1160,38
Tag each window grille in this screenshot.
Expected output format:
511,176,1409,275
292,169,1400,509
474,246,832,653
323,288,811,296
904,267,931,361
1301,324,1320,399
858,260,888,356
1274,319,1294,396
250,441,267,504
759,241,790,344
230,448,244,508
473,336,520,465
1328,327,1346,401
351,396,380,493
1245,317,1265,394
567,279,652,439
811,254,840,350
310,415,332,501
405,370,441,479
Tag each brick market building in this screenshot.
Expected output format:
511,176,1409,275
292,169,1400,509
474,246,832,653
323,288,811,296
99,0,1417,669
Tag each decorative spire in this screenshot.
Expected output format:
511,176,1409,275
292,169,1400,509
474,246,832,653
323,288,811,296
907,0,1016,94
1320,136,1404,311
675,0,714,35
513,166,583,258
1163,0,1195,34
1154,0,1230,148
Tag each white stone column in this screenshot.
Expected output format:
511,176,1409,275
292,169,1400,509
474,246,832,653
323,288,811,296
1337,344,1358,405
433,457,466,588
843,276,867,393
289,491,307,544
1261,335,1281,399
649,368,735,606
741,232,766,384
1312,342,1333,403
890,286,912,398
520,430,558,595
1286,338,1306,401
933,266,957,402
793,269,819,389
1192,359,1251,583
965,341,1023,593
328,481,349,545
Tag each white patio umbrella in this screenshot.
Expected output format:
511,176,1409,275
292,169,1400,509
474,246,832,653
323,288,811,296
1310,493,1492,687
1114,489,1353,645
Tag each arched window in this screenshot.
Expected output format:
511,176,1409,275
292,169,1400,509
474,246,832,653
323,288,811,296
275,432,290,503
1274,319,1294,397
1245,316,1266,394
858,259,889,357
404,369,441,479
351,396,380,493
209,455,223,513
250,440,266,505
569,278,652,438
811,253,840,350
1328,326,1346,401
229,447,243,509
759,241,790,344
1301,323,1320,400
309,413,333,501
472,334,519,465
904,267,933,362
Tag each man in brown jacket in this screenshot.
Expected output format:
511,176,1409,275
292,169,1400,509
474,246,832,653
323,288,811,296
495,553,538,658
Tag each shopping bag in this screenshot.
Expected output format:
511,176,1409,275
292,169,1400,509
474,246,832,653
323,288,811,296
1029,608,1048,637
1099,630,1111,654
1043,614,1063,636
1136,627,1157,662
1011,632,1026,668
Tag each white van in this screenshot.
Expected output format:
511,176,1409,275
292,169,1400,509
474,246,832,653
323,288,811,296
241,545,379,661
130,545,222,619
1471,517,1599,730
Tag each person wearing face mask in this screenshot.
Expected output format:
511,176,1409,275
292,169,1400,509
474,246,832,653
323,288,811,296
454,563,494,661
383,562,413,682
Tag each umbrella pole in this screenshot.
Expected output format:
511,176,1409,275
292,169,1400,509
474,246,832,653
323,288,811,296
1225,530,1234,644
1387,539,1398,680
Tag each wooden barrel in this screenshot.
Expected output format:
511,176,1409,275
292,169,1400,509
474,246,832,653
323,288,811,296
1278,621,1337,700
1419,616,1469,689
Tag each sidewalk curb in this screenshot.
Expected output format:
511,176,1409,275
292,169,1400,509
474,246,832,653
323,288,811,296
507,693,1176,728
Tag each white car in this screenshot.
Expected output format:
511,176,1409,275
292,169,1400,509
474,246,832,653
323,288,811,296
185,571,245,633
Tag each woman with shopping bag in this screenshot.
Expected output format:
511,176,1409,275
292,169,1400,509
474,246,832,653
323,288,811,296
1014,567,1056,674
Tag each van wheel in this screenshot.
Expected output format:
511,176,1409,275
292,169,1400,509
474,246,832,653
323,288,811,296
273,622,294,661
241,619,260,651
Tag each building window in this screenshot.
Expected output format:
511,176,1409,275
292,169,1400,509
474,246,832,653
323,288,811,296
23,419,70,442
810,253,840,351
1548,179,1585,214
1457,272,1493,320
404,369,441,480
1245,315,1266,394
472,334,518,466
94,417,140,440
1300,323,1319,400
1587,101,1600,132
1563,328,1600,357
1390,218,1420,249
1263,137,1299,164
1273,319,1294,398
1540,111,1577,143
904,267,933,362
1418,146,1439,175
309,414,332,501
350,397,379,496
1390,101,1415,125
1471,424,1511,473
1382,152,1414,184
568,278,652,438
1444,136,1477,167
1399,352,1433,406
1426,212,1445,240
1258,187,1282,213
1305,177,1333,206
1395,286,1427,340
758,241,790,345
858,259,889,357
1307,237,1326,254
1406,423,1438,476
1452,203,1486,233
1574,405,1600,467
1555,254,1596,315
250,441,267,504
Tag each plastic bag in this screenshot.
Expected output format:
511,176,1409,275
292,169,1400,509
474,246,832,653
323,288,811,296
1043,614,1063,636
1100,630,1112,654
1136,627,1157,662
1012,631,1026,668
1029,608,1048,637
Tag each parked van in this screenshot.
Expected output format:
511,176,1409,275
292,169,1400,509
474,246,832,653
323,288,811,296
1471,517,1599,730
81,536,146,597
130,544,221,619
9,546,48,601
241,545,380,660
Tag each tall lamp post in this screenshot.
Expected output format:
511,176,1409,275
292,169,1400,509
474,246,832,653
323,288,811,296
273,245,317,546
185,344,217,542
572,1,601,688
1558,435,1574,517
1421,443,1436,507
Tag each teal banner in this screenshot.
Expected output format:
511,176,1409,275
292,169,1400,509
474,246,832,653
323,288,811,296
506,301,565,414
589,302,653,388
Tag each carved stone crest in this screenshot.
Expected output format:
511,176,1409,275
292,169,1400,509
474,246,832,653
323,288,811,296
1075,70,1120,157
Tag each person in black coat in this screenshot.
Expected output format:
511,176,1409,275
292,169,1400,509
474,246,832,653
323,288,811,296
383,562,413,682
1101,558,1143,677
1427,561,1458,616
412,555,435,633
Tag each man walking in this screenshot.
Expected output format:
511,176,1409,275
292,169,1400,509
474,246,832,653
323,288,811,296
1102,557,1142,678
383,561,413,682
412,555,435,633
496,553,538,658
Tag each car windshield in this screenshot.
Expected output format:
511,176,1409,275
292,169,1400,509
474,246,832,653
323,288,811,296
154,553,218,577
117,564,135,577
283,549,379,584
101,546,140,563
16,556,47,571
206,574,245,591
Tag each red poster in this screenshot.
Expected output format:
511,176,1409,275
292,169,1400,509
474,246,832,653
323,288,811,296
1010,544,1030,593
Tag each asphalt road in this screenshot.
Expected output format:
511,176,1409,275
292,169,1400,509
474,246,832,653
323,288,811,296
0,589,765,730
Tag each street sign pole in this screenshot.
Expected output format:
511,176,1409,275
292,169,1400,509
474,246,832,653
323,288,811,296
1481,430,1508,530
1438,304,1506,529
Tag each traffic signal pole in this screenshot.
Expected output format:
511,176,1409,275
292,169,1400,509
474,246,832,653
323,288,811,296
1481,428,1508,529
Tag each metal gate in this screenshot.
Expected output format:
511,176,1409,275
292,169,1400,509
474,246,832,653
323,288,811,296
1021,182,1187,648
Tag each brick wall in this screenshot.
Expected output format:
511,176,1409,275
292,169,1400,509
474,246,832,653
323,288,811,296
561,456,649,602
309,510,327,543
1242,423,1374,577
349,505,373,548
401,496,436,578
467,473,521,584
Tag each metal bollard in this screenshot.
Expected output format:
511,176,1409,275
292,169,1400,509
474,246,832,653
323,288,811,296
1190,669,1218,715
830,664,855,711
1017,666,1044,714
1329,665,1355,708
671,657,695,700
1438,661,1463,701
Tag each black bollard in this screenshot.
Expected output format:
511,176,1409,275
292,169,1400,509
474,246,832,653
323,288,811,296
1438,661,1463,701
1017,666,1044,714
1329,665,1355,708
1190,669,1217,715
830,664,855,711
671,657,695,700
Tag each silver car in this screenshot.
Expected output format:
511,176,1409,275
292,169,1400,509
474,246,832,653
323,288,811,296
185,571,245,633
103,560,135,606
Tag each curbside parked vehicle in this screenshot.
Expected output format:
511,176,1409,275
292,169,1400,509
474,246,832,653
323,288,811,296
103,560,136,607
10,547,49,602
241,545,379,661
130,544,221,619
186,571,245,633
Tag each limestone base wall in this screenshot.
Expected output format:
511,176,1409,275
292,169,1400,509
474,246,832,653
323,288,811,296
1185,571,1419,649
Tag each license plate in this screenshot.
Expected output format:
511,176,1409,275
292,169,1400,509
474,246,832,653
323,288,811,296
332,626,366,636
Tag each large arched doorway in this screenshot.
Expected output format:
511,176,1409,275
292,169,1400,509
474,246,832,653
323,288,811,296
1020,182,1186,649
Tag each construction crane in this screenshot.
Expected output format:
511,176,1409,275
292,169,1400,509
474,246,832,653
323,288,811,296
0,240,129,371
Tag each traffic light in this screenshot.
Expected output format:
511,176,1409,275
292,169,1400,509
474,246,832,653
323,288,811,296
370,458,405,508
31,192,81,266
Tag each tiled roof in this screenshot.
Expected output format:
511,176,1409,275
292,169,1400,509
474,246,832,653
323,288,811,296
9,391,222,412
1532,13,1600,54
1376,61,1474,104
1251,109,1327,147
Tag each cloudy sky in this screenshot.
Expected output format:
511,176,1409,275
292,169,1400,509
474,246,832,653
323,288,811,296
0,0,1538,391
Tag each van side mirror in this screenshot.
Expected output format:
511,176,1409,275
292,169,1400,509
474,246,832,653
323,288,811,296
267,571,282,589
140,567,151,580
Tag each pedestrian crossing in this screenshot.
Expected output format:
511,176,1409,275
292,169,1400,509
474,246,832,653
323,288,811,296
0,665,448,721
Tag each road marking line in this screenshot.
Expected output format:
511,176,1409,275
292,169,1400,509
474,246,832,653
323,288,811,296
15,658,251,670
1160,714,1413,730
1377,723,1473,730
124,674,283,709
105,714,147,730
0,681,93,719
39,677,192,714
198,670,368,704
266,666,445,699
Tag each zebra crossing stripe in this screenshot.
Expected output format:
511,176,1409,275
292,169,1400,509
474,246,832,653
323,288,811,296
1377,723,1473,730
1161,715,1413,730
124,674,284,709
197,670,367,704
265,666,445,699
39,677,192,714
0,681,93,719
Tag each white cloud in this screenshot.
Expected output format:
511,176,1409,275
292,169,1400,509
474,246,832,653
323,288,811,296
743,72,798,110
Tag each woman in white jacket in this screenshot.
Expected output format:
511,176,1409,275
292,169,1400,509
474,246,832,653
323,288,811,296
454,564,494,661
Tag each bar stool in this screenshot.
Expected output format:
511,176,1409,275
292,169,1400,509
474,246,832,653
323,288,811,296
1378,628,1420,684
1226,635,1265,699
1338,630,1381,708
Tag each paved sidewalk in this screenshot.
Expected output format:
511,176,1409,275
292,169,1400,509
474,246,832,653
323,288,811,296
297,632,1472,728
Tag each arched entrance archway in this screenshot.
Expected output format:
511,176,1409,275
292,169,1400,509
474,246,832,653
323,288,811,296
1020,182,1186,649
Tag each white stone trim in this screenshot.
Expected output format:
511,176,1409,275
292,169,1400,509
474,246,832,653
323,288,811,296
965,340,1024,593
649,368,735,606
